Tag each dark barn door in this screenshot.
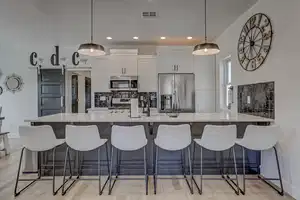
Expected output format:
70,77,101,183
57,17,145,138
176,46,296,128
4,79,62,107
38,69,65,116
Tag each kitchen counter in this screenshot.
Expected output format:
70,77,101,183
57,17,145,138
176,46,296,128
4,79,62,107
25,112,273,123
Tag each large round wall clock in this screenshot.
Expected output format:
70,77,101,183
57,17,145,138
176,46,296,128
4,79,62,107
238,13,273,71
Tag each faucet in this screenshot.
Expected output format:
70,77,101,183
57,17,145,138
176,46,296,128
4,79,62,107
142,93,151,117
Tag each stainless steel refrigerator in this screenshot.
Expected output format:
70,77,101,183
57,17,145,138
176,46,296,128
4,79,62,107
158,73,195,113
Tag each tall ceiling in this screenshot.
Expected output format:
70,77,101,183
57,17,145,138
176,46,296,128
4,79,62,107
33,0,258,46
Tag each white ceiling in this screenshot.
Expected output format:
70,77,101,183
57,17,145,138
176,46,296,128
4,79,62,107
34,0,258,46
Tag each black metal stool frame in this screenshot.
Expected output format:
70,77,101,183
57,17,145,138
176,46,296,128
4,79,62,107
108,145,149,195
61,142,110,195
231,146,284,196
153,145,193,195
14,146,71,196
191,142,240,195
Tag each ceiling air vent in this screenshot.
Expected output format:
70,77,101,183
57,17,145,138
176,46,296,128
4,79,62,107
142,11,157,18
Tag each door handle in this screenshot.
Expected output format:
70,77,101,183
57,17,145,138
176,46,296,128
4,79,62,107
61,96,64,108
124,68,126,74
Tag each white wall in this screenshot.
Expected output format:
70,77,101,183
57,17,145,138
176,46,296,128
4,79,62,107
0,0,56,137
216,0,300,198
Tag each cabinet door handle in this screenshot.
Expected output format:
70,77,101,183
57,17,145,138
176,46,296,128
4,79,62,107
61,96,64,108
124,68,126,74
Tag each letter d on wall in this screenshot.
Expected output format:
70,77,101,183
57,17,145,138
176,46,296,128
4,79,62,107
50,46,60,66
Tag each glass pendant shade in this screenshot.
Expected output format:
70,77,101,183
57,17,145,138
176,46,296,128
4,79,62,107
192,42,220,55
78,43,105,56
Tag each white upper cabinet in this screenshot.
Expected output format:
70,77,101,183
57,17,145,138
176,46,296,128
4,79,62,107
157,46,194,73
109,55,138,76
138,56,157,92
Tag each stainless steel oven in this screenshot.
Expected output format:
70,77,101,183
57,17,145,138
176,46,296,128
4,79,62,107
110,76,138,91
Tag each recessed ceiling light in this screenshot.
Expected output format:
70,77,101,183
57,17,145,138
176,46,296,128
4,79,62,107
106,37,112,40
160,36,166,40
133,36,139,40
187,36,193,40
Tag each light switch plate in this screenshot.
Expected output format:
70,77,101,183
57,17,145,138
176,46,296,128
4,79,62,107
247,96,251,104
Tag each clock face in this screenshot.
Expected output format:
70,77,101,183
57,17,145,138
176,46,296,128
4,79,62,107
238,13,273,71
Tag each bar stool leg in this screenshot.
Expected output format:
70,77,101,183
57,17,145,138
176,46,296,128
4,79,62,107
154,146,159,195
232,147,240,195
187,147,193,194
108,146,114,195
241,146,246,195
62,147,76,195
143,146,148,195
274,147,284,195
98,147,102,195
258,147,284,195
200,146,203,194
106,143,110,175
192,142,201,194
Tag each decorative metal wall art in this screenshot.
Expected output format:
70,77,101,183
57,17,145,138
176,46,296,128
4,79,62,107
0,69,3,80
4,73,24,93
238,13,273,71
0,86,3,96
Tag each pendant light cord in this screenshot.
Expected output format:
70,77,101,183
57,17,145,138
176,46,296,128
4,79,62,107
91,0,94,43
204,0,207,42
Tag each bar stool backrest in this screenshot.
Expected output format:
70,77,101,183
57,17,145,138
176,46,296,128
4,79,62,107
200,125,237,151
155,124,191,151
241,125,281,150
111,125,147,151
19,125,58,151
66,125,102,151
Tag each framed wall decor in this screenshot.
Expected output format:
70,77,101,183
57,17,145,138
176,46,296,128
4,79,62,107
238,13,273,71
4,73,24,93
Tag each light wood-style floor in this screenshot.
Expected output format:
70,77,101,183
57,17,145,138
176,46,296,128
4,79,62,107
0,139,294,200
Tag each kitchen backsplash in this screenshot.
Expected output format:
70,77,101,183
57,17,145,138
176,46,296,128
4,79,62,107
94,92,157,108
238,81,275,119
94,92,112,108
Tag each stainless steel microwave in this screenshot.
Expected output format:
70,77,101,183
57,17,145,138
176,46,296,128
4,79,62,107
110,76,138,91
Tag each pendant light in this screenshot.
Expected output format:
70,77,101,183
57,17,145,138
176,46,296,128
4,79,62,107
78,0,105,56
193,0,220,55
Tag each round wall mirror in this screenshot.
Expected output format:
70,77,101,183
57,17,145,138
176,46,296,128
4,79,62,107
4,74,24,93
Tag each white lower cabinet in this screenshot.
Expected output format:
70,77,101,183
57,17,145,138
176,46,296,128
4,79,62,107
138,56,157,92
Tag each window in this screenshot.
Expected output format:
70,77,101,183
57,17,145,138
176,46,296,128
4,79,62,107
221,58,233,110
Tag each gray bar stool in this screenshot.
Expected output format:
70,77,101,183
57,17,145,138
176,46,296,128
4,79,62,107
15,125,65,196
108,125,148,195
62,125,110,195
153,124,193,194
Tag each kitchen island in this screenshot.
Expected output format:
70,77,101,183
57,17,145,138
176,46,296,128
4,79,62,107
24,112,273,175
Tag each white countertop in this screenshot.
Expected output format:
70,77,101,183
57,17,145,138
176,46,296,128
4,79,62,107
25,112,274,123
